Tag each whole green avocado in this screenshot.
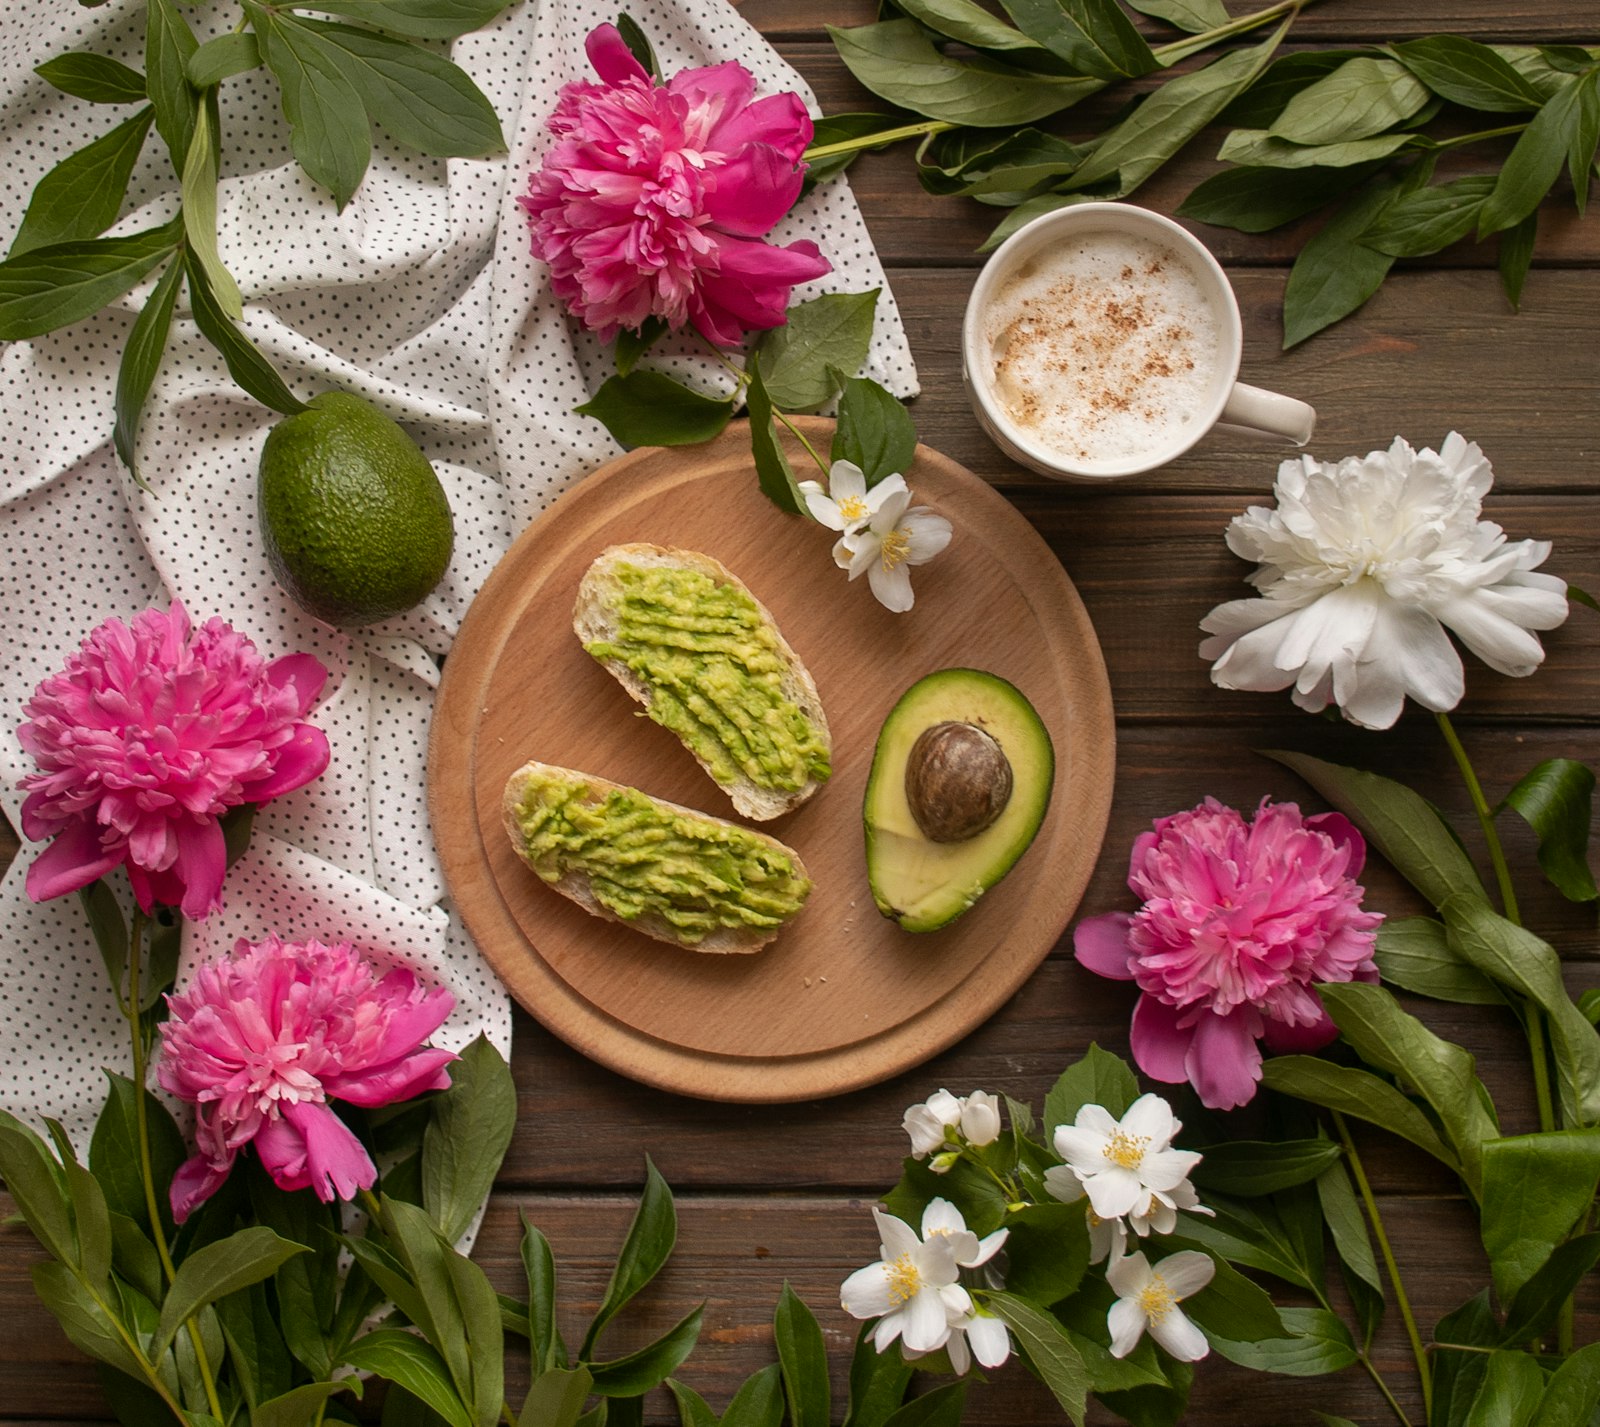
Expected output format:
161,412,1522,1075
257,391,454,628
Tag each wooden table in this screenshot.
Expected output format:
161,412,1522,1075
4,3,1598,1423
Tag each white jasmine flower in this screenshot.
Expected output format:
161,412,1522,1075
960,1090,1002,1147
892,1200,1012,1376
1107,1250,1215,1361
1200,433,1568,730
1042,1166,1128,1264
1051,1094,1201,1225
903,1088,964,1158
920,1197,1009,1272
839,1206,966,1355
948,1308,1012,1374
835,484,952,613
799,461,905,533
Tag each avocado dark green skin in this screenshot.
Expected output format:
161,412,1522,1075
258,391,454,628
864,668,1055,933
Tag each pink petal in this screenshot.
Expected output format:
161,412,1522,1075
263,652,328,712
1305,811,1365,876
1260,1009,1338,1054
1185,1010,1264,1111
323,1047,456,1108
702,143,804,237
1129,995,1193,1085
585,24,648,86
668,61,755,135
712,92,814,163
1074,913,1136,980
24,819,123,903
279,1101,377,1203
248,724,330,800
690,235,830,342
170,1149,233,1224
173,817,228,920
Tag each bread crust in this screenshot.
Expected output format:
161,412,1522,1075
501,760,812,954
573,543,830,820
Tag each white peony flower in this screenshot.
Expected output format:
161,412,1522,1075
835,484,952,613
903,1088,964,1158
1106,1249,1215,1361
1051,1094,1202,1226
1200,433,1568,730
799,461,906,534
960,1090,1002,1148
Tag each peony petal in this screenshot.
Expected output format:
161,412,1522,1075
247,724,331,801
174,817,228,921
323,1047,456,1108
169,1150,233,1224
1073,912,1135,979
24,819,123,903
703,143,804,237
1129,996,1194,1085
1260,1010,1338,1054
1437,589,1558,678
280,1101,377,1203
585,23,649,86
1185,1009,1264,1111
711,91,814,163
263,652,328,712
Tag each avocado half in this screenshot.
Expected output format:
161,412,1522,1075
864,668,1055,933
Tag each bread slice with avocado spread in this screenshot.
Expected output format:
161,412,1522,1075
575,545,831,820
502,761,814,953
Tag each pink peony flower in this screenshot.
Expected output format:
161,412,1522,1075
1075,798,1382,1110
519,23,832,345
17,601,329,920
158,935,457,1222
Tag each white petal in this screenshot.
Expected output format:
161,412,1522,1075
1107,1298,1148,1359
800,483,848,530
840,1262,894,1318
961,1228,1009,1269
864,472,908,513
1042,1166,1084,1204
846,534,880,580
945,1324,971,1375
967,1314,1012,1368
1438,590,1554,678
921,1197,968,1240
873,1312,904,1352
902,1105,947,1157
1075,1104,1121,1135
829,461,868,501
926,1089,963,1124
1140,1148,1202,1193
1148,1305,1209,1362
874,1208,920,1260
1120,1093,1178,1148
1052,1124,1110,1170
832,533,858,571
870,485,912,533
900,508,953,565
960,1090,1002,1146
1106,1251,1153,1297
1155,1250,1217,1299
1208,613,1311,695
902,1287,951,1353
869,559,915,613
1083,1166,1147,1221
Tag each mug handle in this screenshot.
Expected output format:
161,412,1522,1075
1218,382,1316,446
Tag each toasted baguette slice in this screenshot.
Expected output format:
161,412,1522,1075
502,760,813,954
574,544,831,820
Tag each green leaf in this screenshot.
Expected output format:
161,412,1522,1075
91,1072,183,1237
1463,1349,1550,1427
998,0,1157,80
385,1384,459,1427
1482,1128,1600,1300
1170,1244,1294,1343
1505,1232,1600,1347
1043,1043,1139,1134
1568,72,1600,214
443,1246,505,1427
187,33,262,88
999,1201,1092,1306
112,253,182,478
1498,209,1538,308
30,1261,147,1381
588,1305,703,1396
10,107,154,257
615,316,668,377
1442,897,1600,1128
285,0,515,40
881,1382,967,1427
250,6,371,209
1389,36,1546,113
667,1379,717,1427
0,1110,75,1264
987,1291,1089,1424
581,1156,676,1359
0,219,181,340
1536,1341,1600,1425
76,879,129,997
1432,1289,1499,1424
1501,759,1598,902
614,14,659,78
1264,751,1486,908
1190,1140,1342,1197
1068,26,1288,197
423,1035,516,1243
298,19,505,158
213,1277,293,1410
1178,162,1383,233
1059,1320,1166,1394
54,1138,113,1286
1479,76,1586,237
1124,0,1228,35
346,1330,475,1427
186,251,306,414
917,126,1089,198
1375,916,1503,1004
382,1197,474,1390
521,1216,563,1376
1207,1305,1357,1375
828,20,1103,128
146,0,199,168
1360,175,1497,256
345,1234,437,1344
36,52,147,104
745,357,808,518
775,1283,828,1427
1314,1158,1383,1339
519,1367,592,1427
1259,1058,1459,1172
1164,1200,1314,1291
830,377,916,488
108,1213,162,1303
182,97,242,319
1220,50,1365,129
1271,57,1430,145
896,0,1040,52
1219,128,1420,170
257,1381,360,1427
1318,981,1498,1195
575,371,734,448
722,1362,785,1427
843,1322,912,1427
155,1226,309,1354
756,290,878,411
803,113,900,190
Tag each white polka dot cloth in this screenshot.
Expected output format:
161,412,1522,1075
0,0,917,1144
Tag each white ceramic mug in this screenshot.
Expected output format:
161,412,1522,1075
961,202,1316,481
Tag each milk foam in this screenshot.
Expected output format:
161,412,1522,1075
985,232,1224,468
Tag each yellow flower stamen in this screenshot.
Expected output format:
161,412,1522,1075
881,528,911,571
837,494,868,522
1103,1130,1149,1170
886,1252,922,1306
1138,1272,1177,1323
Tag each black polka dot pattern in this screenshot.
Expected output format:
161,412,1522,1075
0,0,919,1142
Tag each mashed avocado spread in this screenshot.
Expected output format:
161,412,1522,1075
584,563,830,794
510,772,812,943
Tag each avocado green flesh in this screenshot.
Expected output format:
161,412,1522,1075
510,773,812,944
584,563,830,794
864,669,1054,933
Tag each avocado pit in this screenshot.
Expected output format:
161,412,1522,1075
905,720,1014,843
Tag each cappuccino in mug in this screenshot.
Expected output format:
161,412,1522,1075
983,232,1223,472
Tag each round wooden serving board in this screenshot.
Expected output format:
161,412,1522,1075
429,419,1115,1102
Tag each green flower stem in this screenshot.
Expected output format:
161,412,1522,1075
697,335,833,479
1433,123,1530,151
1335,1111,1432,1423
360,1186,386,1225
774,409,832,477
801,119,957,163
128,911,227,1425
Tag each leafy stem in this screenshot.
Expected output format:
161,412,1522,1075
802,118,956,163
1334,1110,1432,1423
773,408,832,477
1431,122,1531,152
696,335,833,478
